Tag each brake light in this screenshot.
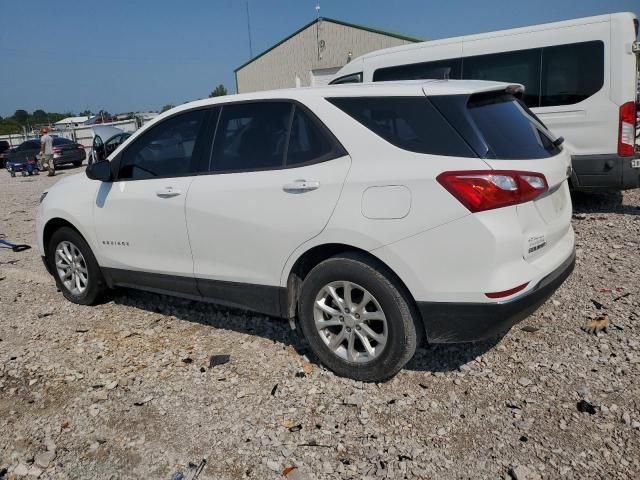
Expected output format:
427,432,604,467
436,170,549,213
618,102,636,157
77,144,84,149
52,147,62,153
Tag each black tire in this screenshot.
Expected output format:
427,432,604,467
73,161,82,167
47,227,107,305
298,253,419,382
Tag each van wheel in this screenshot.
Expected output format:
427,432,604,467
47,227,106,305
298,253,418,382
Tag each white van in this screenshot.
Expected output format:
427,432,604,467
330,12,639,191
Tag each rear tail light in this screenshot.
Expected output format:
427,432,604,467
53,147,62,153
618,102,636,157
77,144,85,150
436,170,549,213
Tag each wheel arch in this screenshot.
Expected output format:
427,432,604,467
282,243,419,322
42,218,88,272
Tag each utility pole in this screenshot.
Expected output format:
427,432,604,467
246,0,253,58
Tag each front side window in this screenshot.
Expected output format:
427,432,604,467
540,41,604,107
462,48,541,108
373,58,462,82
329,72,363,85
328,96,475,157
118,109,206,180
211,102,291,172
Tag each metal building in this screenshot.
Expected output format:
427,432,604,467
235,17,420,93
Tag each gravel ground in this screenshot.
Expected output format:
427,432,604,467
0,167,639,480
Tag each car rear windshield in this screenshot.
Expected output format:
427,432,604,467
329,93,561,160
52,138,73,145
465,92,561,159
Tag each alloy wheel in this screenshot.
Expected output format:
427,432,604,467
313,281,388,363
55,240,89,295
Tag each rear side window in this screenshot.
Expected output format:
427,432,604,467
466,93,561,159
212,102,291,172
118,108,207,180
373,58,462,82
286,107,334,166
330,72,363,85
327,96,475,157
462,48,541,108
540,41,604,107
53,138,73,145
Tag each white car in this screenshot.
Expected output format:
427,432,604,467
36,81,575,381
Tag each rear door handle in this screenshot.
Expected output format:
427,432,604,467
156,187,182,198
283,180,320,194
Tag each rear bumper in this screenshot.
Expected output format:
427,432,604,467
571,153,640,191
417,249,576,343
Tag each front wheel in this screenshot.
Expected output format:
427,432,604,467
298,253,419,382
47,227,107,305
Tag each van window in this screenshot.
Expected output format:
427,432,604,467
212,102,292,172
466,92,561,159
373,58,462,82
462,49,541,108
328,96,475,157
540,41,604,107
330,72,363,85
118,109,207,180
286,107,334,166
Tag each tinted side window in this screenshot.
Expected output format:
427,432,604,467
118,109,206,180
462,48,541,108
212,102,291,172
329,72,363,85
540,41,604,107
286,107,334,166
53,138,72,145
373,58,462,82
328,96,475,157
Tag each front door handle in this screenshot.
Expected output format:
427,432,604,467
156,187,182,198
283,180,320,194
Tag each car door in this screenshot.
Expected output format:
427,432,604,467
93,107,213,295
186,101,351,314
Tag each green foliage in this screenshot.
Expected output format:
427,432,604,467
209,84,228,98
161,104,174,112
0,118,23,135
13,109,29,125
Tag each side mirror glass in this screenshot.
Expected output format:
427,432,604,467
86,160,112,182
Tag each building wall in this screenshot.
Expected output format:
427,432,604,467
236,20,414,93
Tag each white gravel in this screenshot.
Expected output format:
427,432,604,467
1,167,639,479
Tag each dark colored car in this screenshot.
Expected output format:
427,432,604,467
90,129,131,164
4,137,86,168
0,140,10,167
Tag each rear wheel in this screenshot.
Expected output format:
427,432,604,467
47,227,106,305
73,161,82,167
298,253,418,382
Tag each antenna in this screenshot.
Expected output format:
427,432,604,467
246,0,253,58
315,0,320,20
315,0,322,61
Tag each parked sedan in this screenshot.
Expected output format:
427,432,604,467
4,137,86,168
0,140,10,167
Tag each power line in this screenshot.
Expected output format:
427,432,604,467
246,0,253,58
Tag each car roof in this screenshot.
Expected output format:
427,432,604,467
160,80,516,119
91,125,124,140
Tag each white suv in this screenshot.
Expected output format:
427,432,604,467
36,81,575,381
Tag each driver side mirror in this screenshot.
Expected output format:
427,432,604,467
86,160,112,182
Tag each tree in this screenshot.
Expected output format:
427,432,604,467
32,109,48,125
161,104,174,112
79,110,92,117
13,109,29,125
209,84,227,98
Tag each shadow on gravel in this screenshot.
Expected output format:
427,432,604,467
111,289,502,375
571,190,640,216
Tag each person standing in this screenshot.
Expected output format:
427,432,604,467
39,127,55,176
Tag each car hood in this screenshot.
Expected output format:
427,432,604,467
48,171,90,191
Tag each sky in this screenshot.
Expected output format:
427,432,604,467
0,0,638,117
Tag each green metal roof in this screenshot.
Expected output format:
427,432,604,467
234,17,423,72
